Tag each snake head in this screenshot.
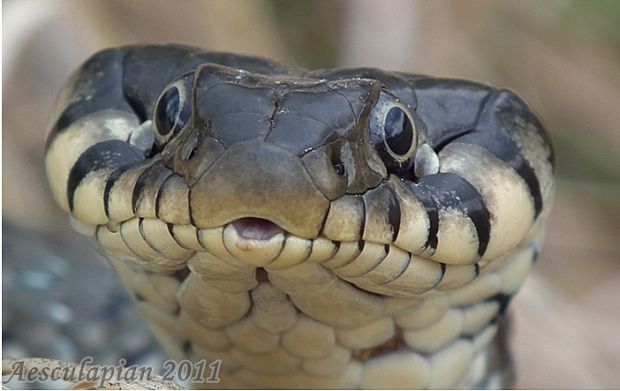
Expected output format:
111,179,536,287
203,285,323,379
45,45,553,284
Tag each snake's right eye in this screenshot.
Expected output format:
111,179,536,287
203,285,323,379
154,74,193,145
369,91,417,174
155,87,180,135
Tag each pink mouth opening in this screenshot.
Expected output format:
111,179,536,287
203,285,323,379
232,218,284,241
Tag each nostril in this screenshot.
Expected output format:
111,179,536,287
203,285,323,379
333,162,346,176
232,218,284,240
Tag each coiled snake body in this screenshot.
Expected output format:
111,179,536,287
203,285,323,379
45,44,555,389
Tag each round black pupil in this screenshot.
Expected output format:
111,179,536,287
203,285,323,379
156,87,180,135
333,162,346,176
384,107,413,156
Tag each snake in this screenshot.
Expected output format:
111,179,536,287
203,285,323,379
44,44,555,389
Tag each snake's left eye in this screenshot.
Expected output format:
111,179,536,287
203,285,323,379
369,91,417,174
154,74,193,145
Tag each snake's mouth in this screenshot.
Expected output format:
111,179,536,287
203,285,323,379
219,217,291,267
231,217,285,241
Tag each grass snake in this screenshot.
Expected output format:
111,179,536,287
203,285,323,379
44,44,555,389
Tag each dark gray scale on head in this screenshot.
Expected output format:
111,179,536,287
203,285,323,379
310,67,418,110
198,51,300,78
413,78,493,151
268,85,357,155
327,79,379,120
67,140,144,210
416,173,491,257
194,65,278,146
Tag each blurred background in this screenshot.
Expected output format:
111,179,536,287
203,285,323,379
2,0,619,388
